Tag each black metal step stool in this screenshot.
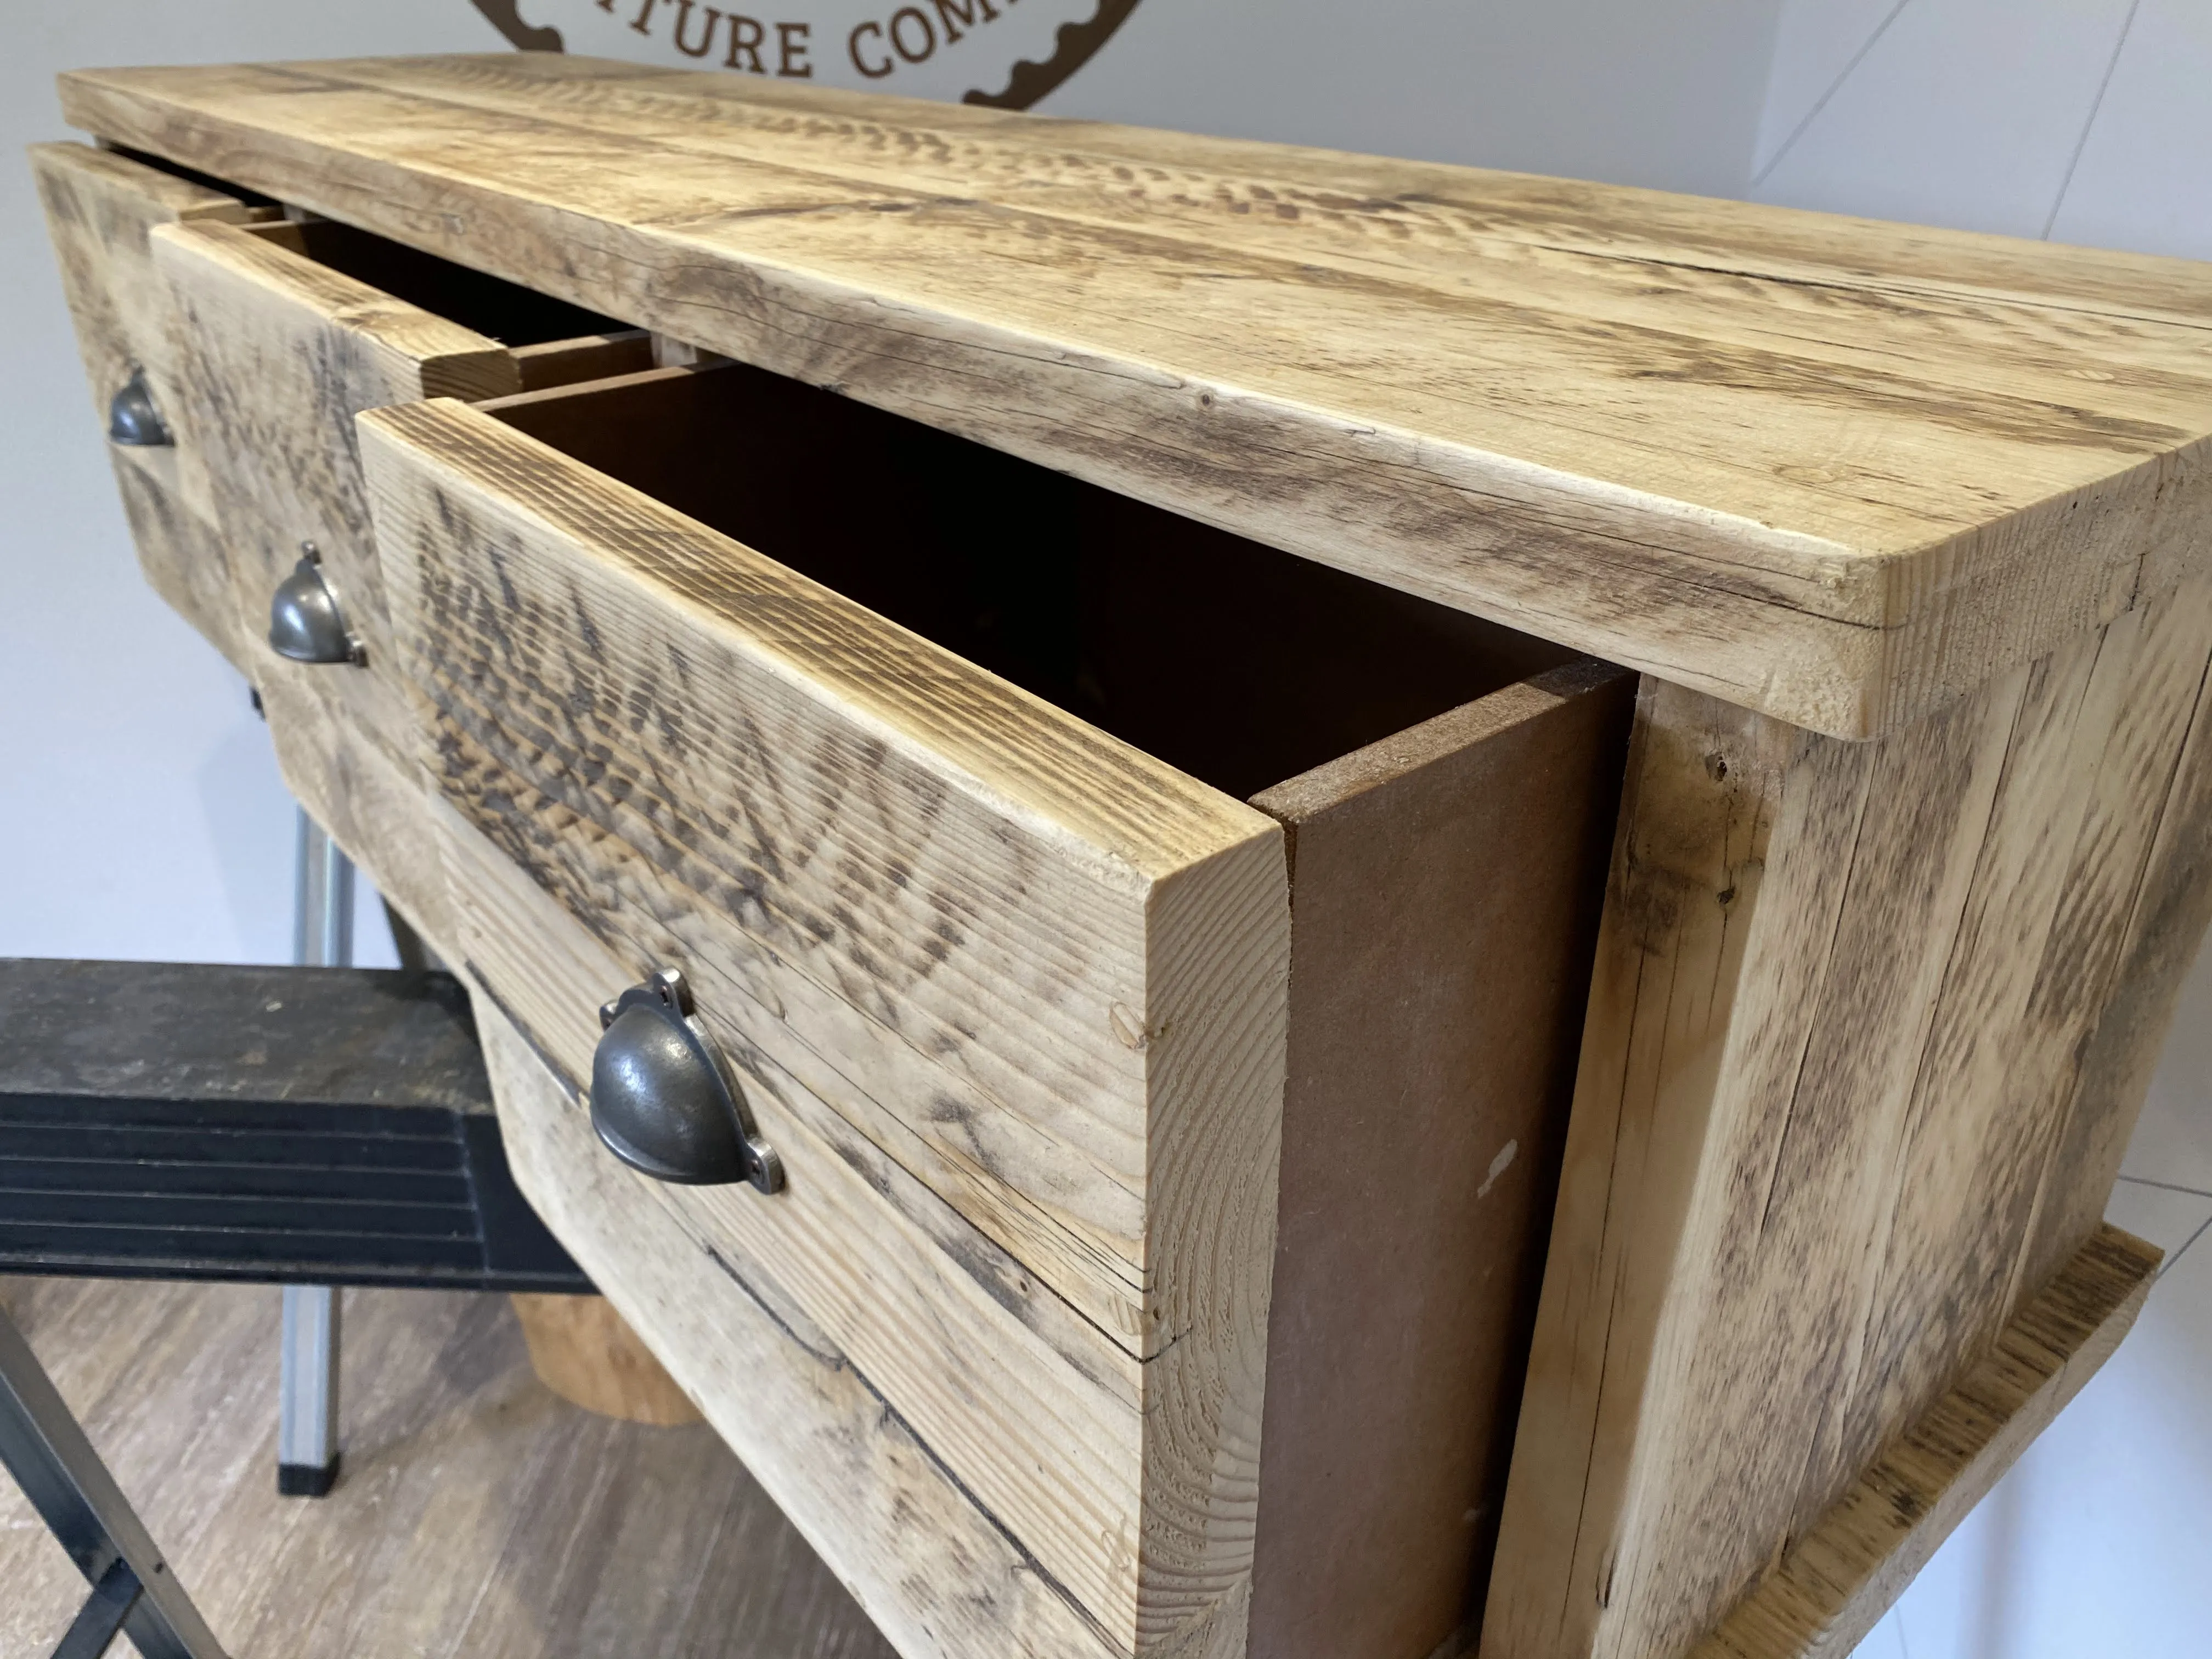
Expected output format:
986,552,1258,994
0,956,592,1658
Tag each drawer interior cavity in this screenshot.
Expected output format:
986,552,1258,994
483,360,1580,800
112,142,627,349
255,219,625,348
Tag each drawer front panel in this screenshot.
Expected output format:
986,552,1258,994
359,396,1289,1652
30,142,269,667
439,799,1146,1645
107,444,242,668
466,950,1120,1659
151,218,520,953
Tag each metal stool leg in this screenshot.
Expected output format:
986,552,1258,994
0,1302,229,1659
278,810,350,1497
276,1285,340,1496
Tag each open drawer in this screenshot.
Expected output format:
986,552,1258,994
32,140,650,680
360,360,1632,1659
135,205,649,952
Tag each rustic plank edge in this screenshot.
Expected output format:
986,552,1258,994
1689,1222,2160,1659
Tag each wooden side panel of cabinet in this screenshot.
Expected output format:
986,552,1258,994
1485,576,2212,1659
1690,1222,2158,1659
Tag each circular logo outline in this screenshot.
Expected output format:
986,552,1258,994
466,0,1142,109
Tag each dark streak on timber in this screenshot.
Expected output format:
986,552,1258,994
692,1235,1119,1647
464,961,586,1104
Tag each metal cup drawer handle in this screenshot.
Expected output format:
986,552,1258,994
591,968,785,1194
107,366,172,447
268,541,367,667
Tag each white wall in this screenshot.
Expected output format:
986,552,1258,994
2,3,509,966
1755,0,2212,257
1749,5,2212,1657
1049,0,1783,198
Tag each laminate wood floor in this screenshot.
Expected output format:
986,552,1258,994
0,1275,897,1658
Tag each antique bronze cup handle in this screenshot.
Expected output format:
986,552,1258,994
106,366,171,447
267,543,366,667
591,968,785,1194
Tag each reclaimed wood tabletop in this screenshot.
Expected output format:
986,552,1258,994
57,52,2212,738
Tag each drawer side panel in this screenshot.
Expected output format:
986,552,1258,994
1246,661,1633,1659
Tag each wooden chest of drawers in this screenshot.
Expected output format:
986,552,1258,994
37,54,2212,1659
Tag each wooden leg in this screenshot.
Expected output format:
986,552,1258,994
1483,578,2212,1659
509,1294,703,1427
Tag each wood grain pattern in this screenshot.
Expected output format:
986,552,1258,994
437,804,1156,1646
1244,661,1632,1659
29,140,270,668
52,54,2212,736
360,392,1277,1343
2021,593,2212,1294
27,140,269,505
151,217,518,955
1485,578,2212,1659
465,971,1126,1659
363,388,1291,1651
0,1273,894,1659
106,441,246,665
1689,1224,2160,1659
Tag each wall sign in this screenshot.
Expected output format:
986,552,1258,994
469,0,1139,109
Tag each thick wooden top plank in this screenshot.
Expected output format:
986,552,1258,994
58,54,2212,736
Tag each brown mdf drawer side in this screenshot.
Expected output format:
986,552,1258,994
358,358,1630,1659
1249,667,1629,1659
140,206,644,958
30,142,275,668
